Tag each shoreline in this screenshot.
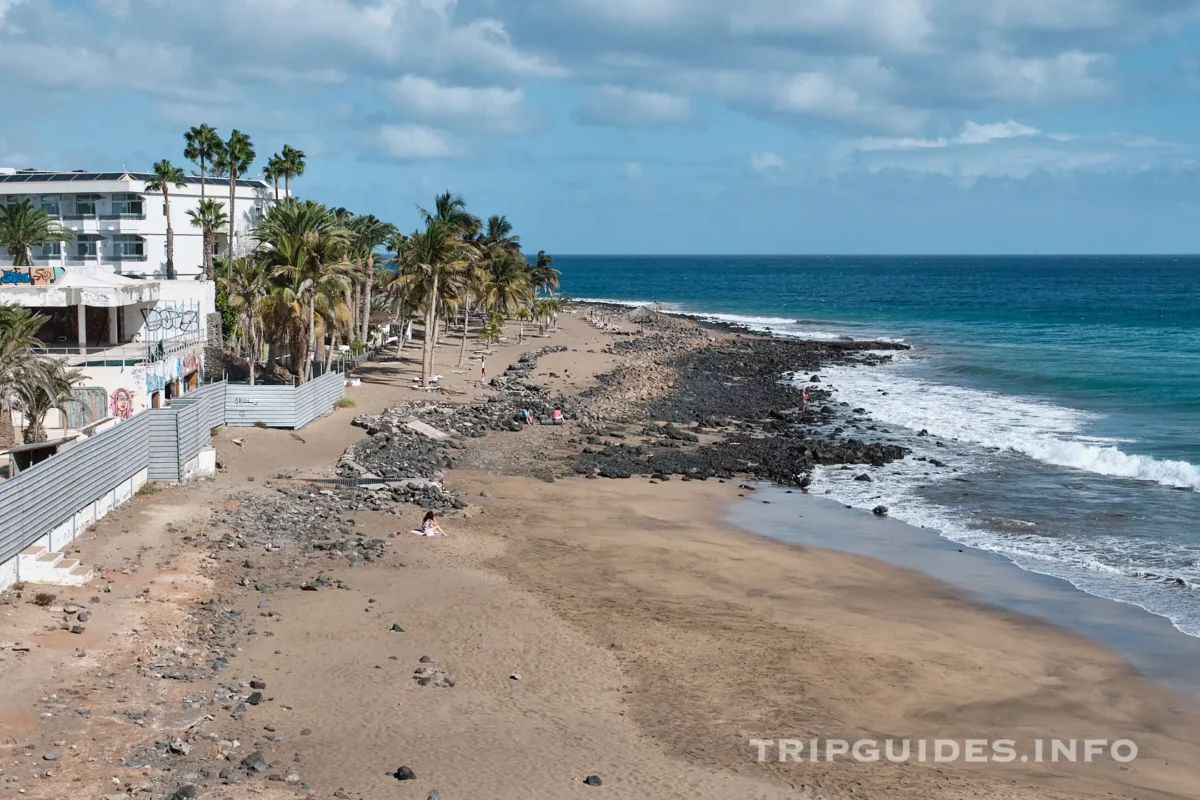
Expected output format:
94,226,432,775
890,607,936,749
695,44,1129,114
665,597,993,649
2,306,1200,799
731,486,1200,699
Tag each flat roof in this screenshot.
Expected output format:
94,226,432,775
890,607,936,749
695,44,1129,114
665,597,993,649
0,171,269,189
0,435,78,456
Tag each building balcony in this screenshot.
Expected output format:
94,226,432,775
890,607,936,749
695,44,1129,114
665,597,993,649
99,213,146,221
63,212,98,220
109,253,148,262
39,331,205,367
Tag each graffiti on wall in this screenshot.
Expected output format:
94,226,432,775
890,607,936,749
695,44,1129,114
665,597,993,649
1,266,63,286
143,357,184,395
182,354,199,374
110,388,135,420
141,302,200,338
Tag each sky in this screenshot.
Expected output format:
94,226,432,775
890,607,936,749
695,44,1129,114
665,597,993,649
2,0,1200,254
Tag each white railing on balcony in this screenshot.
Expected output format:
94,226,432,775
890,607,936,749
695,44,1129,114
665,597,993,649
39,332,205,366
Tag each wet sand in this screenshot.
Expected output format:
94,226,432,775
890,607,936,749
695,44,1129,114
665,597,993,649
1,309,1199,800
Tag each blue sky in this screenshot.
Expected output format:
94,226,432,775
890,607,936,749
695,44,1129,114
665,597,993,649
2,0,1200,254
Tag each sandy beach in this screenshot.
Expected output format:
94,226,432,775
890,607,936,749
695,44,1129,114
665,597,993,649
2,306,1200,800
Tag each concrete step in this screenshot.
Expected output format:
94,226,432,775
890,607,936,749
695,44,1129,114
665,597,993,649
18,546,94,587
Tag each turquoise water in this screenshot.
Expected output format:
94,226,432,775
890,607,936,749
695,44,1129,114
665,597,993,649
563,255,1200,636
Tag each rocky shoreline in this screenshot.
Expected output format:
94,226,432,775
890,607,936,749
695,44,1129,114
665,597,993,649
322,305,912,504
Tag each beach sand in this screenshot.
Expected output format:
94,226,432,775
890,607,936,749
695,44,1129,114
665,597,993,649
1,310,1199,800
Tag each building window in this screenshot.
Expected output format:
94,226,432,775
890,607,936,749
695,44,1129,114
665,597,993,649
40,196,60,216
111,193,144,216
77,240,98,258
40,242,61,258
112,234,144,259
74,194,99,216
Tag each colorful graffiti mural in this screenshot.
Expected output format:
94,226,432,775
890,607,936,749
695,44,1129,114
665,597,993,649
110,388,135,420
182,354,199,374
0,266,63,286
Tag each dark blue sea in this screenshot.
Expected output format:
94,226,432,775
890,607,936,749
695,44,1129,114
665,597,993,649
561,255,1200,637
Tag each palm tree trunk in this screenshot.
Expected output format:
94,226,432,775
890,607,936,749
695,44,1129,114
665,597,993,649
0,399,14,450
164,188,175,280
361,255,374,344
325,333,337,373
228,170,237,261
200,157,206,203
457,301,470,367
422,276,438,386
518,318,524,343
307,294,316,383
285,173,290,198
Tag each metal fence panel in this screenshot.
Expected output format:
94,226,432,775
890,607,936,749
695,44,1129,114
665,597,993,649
223,373,344,429
0,411,152,565
147,410,180,481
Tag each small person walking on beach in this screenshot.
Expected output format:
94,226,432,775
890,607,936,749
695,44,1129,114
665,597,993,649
409,511,446,537
801,387,809,413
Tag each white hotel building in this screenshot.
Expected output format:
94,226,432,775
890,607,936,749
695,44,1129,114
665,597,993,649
0,168,282,438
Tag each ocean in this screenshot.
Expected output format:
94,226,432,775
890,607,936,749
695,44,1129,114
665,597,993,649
563,255,1200,638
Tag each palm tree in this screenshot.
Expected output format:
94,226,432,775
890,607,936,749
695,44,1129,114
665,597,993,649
220,257,271,385
391,218,474,385
418,191,478,236
264,155,285,203
280,144,306,197
254,200,354,382
186,199,228,280
483,251,534,317
533,297,557,334
530,250,560,297
481,214,521,254
13,363,82,443
216,129,256,260
183,124,223,203
0,304,60,448
0,201,73,267
514,308,532,344
455,259,489,368
480,312,504,348
348,215,398,344
145,160,187,279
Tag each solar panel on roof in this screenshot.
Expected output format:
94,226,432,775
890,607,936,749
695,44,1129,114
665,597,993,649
96,172,122,180
48,174,75,182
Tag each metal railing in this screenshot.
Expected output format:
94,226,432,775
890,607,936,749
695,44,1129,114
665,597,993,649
109,253,148,262
99,213,146,220
38,332,205,366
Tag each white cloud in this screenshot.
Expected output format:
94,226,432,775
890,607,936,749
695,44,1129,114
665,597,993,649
388,75,528,133
578,85,692,127
0,0,26,31
377,124,461,160
750,151,786,173
958,120,1041,145
834,121,1187,184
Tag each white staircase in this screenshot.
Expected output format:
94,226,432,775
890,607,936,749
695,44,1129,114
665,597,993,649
18,546,94,587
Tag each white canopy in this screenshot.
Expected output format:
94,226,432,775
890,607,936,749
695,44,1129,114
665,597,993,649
0,269,159,308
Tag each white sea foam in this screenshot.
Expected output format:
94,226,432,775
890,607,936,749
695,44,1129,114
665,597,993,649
807,359,1200,638
573,298,902,343
813,363,1200,491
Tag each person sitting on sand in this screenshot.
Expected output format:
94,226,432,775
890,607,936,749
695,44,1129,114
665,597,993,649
410,511,446,537
551,406,565,425
518,408,533,425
